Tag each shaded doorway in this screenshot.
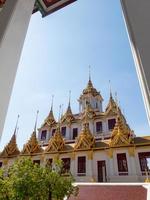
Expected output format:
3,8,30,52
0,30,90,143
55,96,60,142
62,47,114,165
97,160,107,182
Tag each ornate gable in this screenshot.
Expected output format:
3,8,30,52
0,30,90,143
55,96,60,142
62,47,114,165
22,131,43,155
61,104,75,125
105,94,118,116
110,110,133,147
45,126,65,152
81,103,96,122
41,109,56,128
0,133,20,158
74,123,95,150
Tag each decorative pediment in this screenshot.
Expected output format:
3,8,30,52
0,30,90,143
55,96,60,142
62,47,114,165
0,134,20,157
41,109,56,128
45,126,65,152
22,131,43,154
81,103,96,122
110,110,133,147
74,123,95,150
61,104,75,125
105,95,118,116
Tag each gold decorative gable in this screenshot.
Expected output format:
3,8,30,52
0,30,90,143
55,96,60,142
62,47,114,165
81,103,96,122
74,123,95,150
0,134,20,157
105,95,118,116
22,131,43,154
61,104,75,125
110,110,133,147
42,109,56,128
45,126,65,152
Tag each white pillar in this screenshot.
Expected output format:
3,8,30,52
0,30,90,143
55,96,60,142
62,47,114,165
0,0,35,139
120,0,150,125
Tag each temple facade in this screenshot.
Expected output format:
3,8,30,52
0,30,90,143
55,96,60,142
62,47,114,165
0,77,150,183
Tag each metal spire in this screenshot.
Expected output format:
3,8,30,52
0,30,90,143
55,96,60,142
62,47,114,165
89,65,91,81
50,95,54,111
34,110,39,132
69,90,71,107
14,114,20,135
109,80,112,97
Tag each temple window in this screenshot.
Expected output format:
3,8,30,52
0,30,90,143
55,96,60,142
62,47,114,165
61,127,66,137
0,162,2,168
73,128,78,139
41,130,47,140
138,152,150,175
62,158,71,174
77,156,86,176
46,158,53,168
108,118,116,130
96,121,103,133
117,153,128,175
33,160,40,165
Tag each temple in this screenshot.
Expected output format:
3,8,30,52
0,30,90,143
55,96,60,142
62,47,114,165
0,76,150,183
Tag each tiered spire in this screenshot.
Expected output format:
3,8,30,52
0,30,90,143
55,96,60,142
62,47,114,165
74,122,95,150
109,109,133,147
45,124,65,152
105,94,118,115
0,115,20,157
22,111,43,154
61,91,74,125
42,96,56,128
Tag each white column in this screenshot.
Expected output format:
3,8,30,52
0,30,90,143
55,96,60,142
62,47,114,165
120,0,150,125
0,0,35,139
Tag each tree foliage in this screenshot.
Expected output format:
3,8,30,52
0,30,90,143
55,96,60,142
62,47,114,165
0,158,78,200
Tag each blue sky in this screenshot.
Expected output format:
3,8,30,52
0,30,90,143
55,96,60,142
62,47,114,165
0,0,149,150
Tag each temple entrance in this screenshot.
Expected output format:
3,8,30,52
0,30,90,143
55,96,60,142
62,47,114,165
97,160,107,182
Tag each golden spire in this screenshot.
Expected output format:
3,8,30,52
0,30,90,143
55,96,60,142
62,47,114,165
42,96,56,128
22,111,43,155
81,66,102,98
45,123,65,152
0,115,20,157
61,91,74,125
105,94,118,115
74,122,95,150
109,108,132,147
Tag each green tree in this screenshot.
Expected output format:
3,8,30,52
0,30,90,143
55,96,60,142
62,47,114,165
0,157,78,200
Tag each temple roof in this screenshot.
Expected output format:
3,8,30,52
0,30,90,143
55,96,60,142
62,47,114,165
21,131,43,155
105,94,118,116
61,102,75,125
80,78,103,99
41,107,56,128
45,125,65,152
0,133,20,158
109,109,133,147
74,123,95,150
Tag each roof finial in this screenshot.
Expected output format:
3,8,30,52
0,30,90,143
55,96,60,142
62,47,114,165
69,90,71,107
50,95,54,111
89,65,91,81
34,110,39,132
109,80,112,97
14,114,20,135
115,92,119,111
61,104,64,117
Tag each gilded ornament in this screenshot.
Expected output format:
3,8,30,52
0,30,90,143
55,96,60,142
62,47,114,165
74,123,95,150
